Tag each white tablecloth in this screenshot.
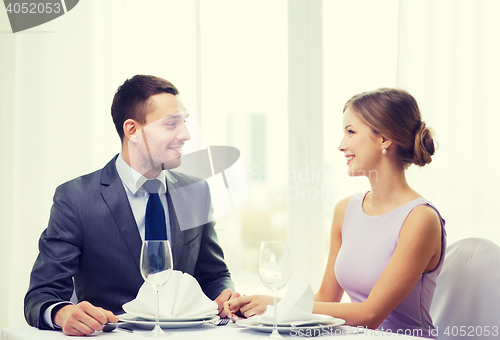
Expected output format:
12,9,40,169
1,324,424,340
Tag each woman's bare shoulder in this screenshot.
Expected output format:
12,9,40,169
331,196,353,233
334,196,352,215
402,204,442,239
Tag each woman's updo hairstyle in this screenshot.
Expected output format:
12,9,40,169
343,88,435,168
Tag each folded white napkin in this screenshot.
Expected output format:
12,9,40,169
249,278,334,326
122,270,218,319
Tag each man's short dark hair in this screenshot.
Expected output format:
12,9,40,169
111,75,179,141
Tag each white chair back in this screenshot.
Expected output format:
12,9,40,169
430,238,500,339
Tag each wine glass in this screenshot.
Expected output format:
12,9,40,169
140,240,173,337
258,241,292,338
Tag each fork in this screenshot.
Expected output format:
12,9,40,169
214,317,231,326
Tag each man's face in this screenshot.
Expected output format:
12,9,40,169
130,93,191,175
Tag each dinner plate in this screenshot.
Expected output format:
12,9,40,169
120,312,217,322
119,314,219,329
259,314,337,327
236,316,345,334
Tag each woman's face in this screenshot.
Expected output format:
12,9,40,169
338,105,384,177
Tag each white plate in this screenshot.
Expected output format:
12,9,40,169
258,314,337,327
236,316,345,334
120,312,217,322
119,314,219,329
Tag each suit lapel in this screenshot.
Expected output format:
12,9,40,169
100,156,142,272
99,160,186,272
165,171,186,268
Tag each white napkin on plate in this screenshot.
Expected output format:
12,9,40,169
122,270,218,319
250,278,335,326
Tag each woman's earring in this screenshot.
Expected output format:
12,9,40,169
382,148,388,155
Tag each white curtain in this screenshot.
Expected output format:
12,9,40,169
398,0,500,246
0,0,197,329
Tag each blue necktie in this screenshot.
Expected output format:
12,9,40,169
143,180,168,241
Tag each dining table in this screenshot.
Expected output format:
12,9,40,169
1,322,426,340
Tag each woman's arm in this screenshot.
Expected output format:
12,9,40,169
223,197,350,318
313,204,442,329
314,197,350,303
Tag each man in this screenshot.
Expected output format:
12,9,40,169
24,75,239,336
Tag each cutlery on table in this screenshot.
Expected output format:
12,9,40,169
214,317,231,326
102,322,134,333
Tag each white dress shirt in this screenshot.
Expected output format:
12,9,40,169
44,154,171,328
114,154,171,242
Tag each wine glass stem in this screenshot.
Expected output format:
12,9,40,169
155,288,160,327
272,289,278,333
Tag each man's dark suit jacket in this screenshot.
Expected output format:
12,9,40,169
24,155,234,329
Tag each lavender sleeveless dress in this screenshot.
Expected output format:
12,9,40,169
335,192,446,339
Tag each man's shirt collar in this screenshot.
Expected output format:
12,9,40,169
115,154,166,194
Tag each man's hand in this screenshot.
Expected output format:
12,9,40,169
214,289,241,318
223,295,274,319
54,301,119,336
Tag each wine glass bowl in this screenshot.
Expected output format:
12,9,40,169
258,268,289,291
140,240,173,337
258,241,292,338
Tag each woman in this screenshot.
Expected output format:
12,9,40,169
225,88,446,338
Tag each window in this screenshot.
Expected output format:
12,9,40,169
199,0,288,294
321,0,399,290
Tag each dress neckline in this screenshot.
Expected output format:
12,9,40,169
360,191,425,217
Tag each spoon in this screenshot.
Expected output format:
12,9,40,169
102,323,117,332
102,322,133,333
